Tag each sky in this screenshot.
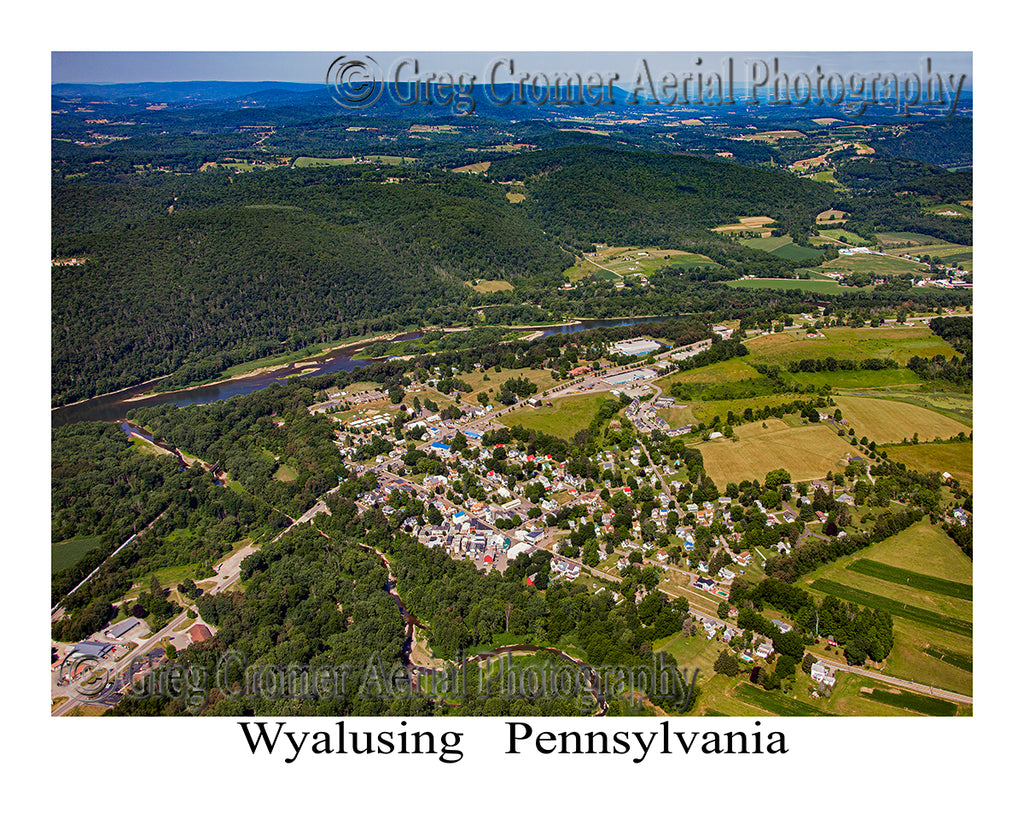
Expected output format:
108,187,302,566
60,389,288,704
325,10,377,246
52,51,972,88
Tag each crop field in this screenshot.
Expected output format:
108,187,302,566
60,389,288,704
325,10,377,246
874,232,943,245
731,683,828,716
922,646,972,672
847,559,972,600
52,535,103,575
501,392,606,439
745,326,959,367
696,418,855,484
801,522,972,693
741,235,824,262
712,216,776,233
808,578,971,636
887,441,972,490
859,688,959,716
832,395,971,444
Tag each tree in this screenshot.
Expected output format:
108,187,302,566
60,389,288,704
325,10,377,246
713,649,740,677
801,652,815,674
717,601,731,619
775,654,796,678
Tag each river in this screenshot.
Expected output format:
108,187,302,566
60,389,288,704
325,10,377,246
52,315,682,427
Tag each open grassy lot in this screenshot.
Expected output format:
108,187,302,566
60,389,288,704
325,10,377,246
273,463,298,483
874,231,943,245
565,246,719,281
52,535,104,575
726,277,864,295
832,395,971,444
922,203,972,218
656,405,698,427
501,392,606,439
696,418,855,484
684,392,808,427
907,243,974,271
886,441,972,490
787,368,922,390
745,326,960,367
655,358,761,389
292,155,415,167
466,279,513,293
817,253,928,278
816,227,875,245
461,366,559,401
851,521,972,583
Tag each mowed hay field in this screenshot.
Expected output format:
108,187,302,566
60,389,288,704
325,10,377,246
801,522,972,695
696,418,855,484
501,392,606,439
888,441,973,490
833,396,971,444
745,326,959,366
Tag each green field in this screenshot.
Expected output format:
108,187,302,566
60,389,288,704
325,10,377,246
52,535,104,575
501,393,607,439
787,368,922,390
874,232,943,245
922,646,972,672
908,243,974,272
740,236,824,262
655,358,761,389
293,155,416,167
885,441,972,489
817,253,928,278
726,277,862,295
847,559,972,600
746,326,960,368
731,683,828,716
817,227,875,246
860,688,959,716
566,247,720,281
808,578,971,636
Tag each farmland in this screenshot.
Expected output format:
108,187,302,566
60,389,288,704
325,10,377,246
831,395,971,443
744,326,960,366
800,522,972,695
726,277,867,295
816,253,928,278
695,418,854,485
739,235,823,262
887,441,973,490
